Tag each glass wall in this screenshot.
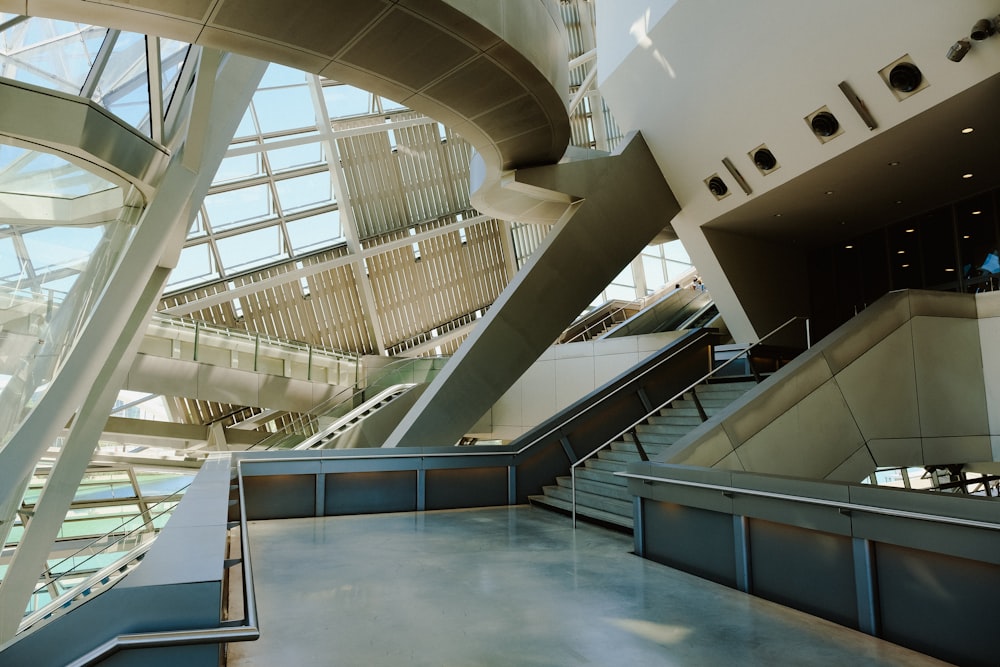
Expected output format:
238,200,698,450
808,186,1000,337
0,145,143,450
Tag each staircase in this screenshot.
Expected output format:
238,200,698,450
528,379,758,529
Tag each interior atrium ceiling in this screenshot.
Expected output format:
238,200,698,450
0,2,696,433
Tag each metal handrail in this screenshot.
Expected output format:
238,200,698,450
571,315,809,527
64,462,259,666
290,383,416,450
18,541,154,634
28,482,193,602
249,356,445,450
617,471,1000,532
231,332,726,468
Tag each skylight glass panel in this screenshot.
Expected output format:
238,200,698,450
203,183,273,231
323,84,371,118
215,148,263,184
0,19,104,93
168,242,218,289
160,39,189,116
21,226,103,274
258,63,308,88
233,107,258,141
286,210,342,253
0,145,116,198
187,210,207,240
0,236,23,282
252,85,315,133
381,96,407,112
266,140,325,173
92,31,151,135
274,171,333,213
216,224,288,273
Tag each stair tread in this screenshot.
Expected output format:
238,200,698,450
528,494,633,529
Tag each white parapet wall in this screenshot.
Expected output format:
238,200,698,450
470,331,687,441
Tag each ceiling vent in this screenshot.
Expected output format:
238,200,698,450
705,174,729,200
880,55,928,100
749,145,779,175
806,107,842,143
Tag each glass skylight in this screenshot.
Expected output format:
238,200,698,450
0,145,118,199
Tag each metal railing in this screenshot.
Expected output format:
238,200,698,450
618,470,1000,532
248,356,446,450
290,383,416,451
64,464,259,666
570,316,810,527
18,482,194,633
146,312,359,380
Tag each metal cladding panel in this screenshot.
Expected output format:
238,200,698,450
641,499,736,588
324,470,417,515
243,474,315,519
425,467,507,510
747,518,858,629
875,542,1000,667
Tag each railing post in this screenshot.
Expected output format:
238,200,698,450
805,317,812,349
307,344,313,381
630,427,649,462
193,320,200,361
253,333,260,372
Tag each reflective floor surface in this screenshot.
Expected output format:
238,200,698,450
228,505,951,666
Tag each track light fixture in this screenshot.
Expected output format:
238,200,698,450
970,17,996,40
947,39,971,62
948,15,1000,61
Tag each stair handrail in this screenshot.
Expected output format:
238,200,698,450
58,461,260,666
23,481,194,612
18,541,154,634
570,315,810,527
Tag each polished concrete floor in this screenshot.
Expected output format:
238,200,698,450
228,506,950,666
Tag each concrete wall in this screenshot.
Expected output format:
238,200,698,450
666,290,1000,481
473,331,686,441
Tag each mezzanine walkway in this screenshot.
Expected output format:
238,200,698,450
229,505,948,667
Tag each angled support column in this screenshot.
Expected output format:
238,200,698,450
0,53,266,610
385,132,679,446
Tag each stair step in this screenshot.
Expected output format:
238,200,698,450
597,448,642,464
528,494,633,529
575,467,627,486
583,458,627,473
555,476,631,501
541,484,632,514
647,414,702,426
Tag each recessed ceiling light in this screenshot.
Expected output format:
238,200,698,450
774,213,782,217
972,210,982,215
905,228,915,233
888,161,901,166
902,263,910,268
897,250,905,254
945,268,955,272
845,244,854,249
963,173,974,179
825,190,834,195
963,235,971,239
961,127,974,134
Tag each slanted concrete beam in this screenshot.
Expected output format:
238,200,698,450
385,132,679,446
